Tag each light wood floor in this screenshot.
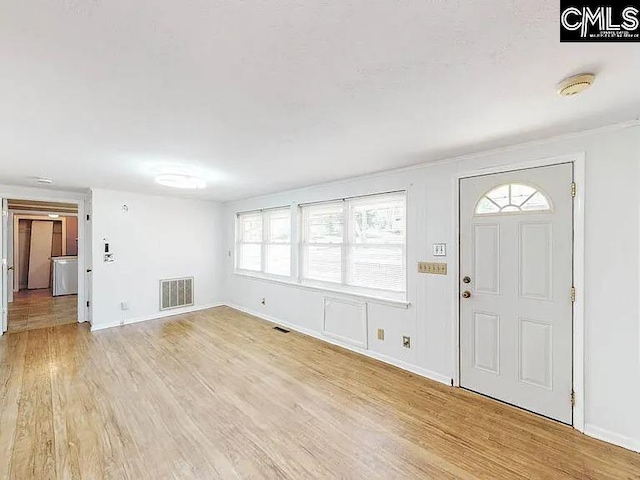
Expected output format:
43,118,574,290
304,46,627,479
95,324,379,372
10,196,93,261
1,306,638,479
7,289,77,333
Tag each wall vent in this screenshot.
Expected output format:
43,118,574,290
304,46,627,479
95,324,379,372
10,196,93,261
160,277,194,311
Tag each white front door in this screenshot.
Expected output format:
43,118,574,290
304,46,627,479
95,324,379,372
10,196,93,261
459,163,573,424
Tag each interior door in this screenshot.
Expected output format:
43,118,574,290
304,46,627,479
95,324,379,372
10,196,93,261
459,163,573,424
28,220,54,289
1,199,7,332
7,212,13,303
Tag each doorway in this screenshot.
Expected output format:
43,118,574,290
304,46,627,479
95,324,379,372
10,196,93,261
5,199,79,333
458,163,574,424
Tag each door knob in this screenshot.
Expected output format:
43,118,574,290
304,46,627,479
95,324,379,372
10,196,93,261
462,276,471,284
8,266,14,271
461,290,471,299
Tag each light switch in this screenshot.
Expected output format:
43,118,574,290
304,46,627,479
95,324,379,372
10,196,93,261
433,243,446,257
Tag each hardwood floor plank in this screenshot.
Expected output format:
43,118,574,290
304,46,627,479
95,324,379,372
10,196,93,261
1,306,639,479
8,328,57,480
0,331,28,479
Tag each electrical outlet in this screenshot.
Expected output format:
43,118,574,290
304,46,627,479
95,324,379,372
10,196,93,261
120,301,129,311
403,336,411,348
418,262,447,275
377,328,385,341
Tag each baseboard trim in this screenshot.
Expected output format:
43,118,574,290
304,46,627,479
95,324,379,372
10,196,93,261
226,303,451,387
89,303,223,332
584,424,640,453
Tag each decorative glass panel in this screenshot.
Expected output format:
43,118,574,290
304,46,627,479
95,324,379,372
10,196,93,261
475,184,551,215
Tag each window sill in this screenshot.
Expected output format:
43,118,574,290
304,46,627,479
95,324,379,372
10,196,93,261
232,271,411,309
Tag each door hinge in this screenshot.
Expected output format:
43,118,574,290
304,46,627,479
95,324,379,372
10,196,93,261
86,214,90,221
570,287,576,302
570,182,576,197
571,390,576,407
86,301,90,308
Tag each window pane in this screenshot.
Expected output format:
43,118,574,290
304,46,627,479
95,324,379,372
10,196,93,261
521,191,550,211
348,245,404,292
266,244,290,276
486,184,510,207
510,184,536,207
352,196,405,245
268,210,291,243
476,197,500,214
238,244,261,271
304,203,344,243
239,214,262,242
303,245,342,283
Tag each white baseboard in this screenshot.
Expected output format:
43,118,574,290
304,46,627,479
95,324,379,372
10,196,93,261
584,424,640,453
89,303,223,332
226,303,452,387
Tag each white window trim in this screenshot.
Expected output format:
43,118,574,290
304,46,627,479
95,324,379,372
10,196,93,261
298,191,407,300
234,191,408,305
235,207,292,277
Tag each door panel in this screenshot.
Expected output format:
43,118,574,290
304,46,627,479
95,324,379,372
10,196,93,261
473,312,500,374
460,163,573,424
519,222,553,300
473,224,500,294
519,317,553,389
28,221,53,289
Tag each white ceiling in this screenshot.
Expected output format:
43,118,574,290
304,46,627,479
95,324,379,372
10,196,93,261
1,1,639,202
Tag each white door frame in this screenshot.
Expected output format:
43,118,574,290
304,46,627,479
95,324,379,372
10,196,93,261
0,185,89,334
451,152,585,432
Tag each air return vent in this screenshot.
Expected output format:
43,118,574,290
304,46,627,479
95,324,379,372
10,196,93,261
160,277,194,311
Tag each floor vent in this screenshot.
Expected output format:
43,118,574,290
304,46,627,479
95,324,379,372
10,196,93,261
160,277,194,311
273,326,290,333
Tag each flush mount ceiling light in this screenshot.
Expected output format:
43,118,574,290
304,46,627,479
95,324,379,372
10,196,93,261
154,173,206,189
557,73,595,97
37,177,53,185
48,214,60,218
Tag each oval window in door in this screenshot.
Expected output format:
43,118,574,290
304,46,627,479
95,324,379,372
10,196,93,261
475,183,552,215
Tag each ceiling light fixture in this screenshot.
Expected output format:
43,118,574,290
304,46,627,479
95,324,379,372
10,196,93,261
154,174,206,189
48,214,60,218
557,73,595,97
37,177,53,185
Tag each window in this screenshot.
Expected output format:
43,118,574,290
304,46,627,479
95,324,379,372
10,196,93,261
300,192,406,298
475,183,551,215
236,208,291,276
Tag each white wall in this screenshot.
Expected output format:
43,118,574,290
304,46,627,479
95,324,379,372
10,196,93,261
90,188,224,330
222,124,640,452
